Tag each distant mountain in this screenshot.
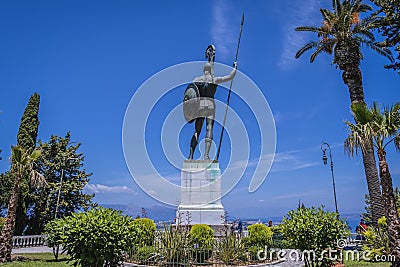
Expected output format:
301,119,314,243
100,204,130,212
99,203,175,221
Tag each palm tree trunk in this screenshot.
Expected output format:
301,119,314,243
361,141,385,223
341,61,385,223
377,149,400,267
0,172,21,262
342,67,364,104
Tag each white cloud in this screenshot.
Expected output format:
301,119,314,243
226,149,317,174
271,151,319,172
211,0,236,60
84,184,137,194
278,0,322,70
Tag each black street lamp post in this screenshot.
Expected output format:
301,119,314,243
321,142,339,214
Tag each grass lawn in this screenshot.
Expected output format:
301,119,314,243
342,251,392,267
0,253,72,266
2,252,394,267
343,260,391,266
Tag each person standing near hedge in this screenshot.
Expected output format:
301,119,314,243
237,217,243,239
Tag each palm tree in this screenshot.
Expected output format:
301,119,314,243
345,103,400,266
0,146,43,262
295,0,393,223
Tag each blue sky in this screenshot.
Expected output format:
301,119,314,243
0,0,399,218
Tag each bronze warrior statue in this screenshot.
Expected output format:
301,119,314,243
187,45,237,160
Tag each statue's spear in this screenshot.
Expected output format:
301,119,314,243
215,13,244,161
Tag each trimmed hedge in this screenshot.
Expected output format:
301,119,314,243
189,224,214,263
133,218,156,246
45,207,139,267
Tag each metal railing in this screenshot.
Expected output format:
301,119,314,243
126,245,277,267
343,233,364,250
12,235,46,248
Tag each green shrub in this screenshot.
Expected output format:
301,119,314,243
45,218,65,260
362,216,389,261
215,234,245,265
241,223,273,262
189,224,214,263
0,217,5,231
157,223,190,265
133,218,156,246
243,223,273,248
280,206,349,267
44,207,139,267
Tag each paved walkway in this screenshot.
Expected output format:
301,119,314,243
12,246,54,254
272,260,304,267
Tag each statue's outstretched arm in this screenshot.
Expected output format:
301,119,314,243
214,67,236,84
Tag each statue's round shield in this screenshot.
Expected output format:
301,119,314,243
183,83,200,123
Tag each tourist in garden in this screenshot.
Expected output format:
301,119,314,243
237,217,243,239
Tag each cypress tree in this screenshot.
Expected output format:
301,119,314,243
17,93,40,152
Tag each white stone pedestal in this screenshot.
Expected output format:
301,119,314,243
176,160,225,225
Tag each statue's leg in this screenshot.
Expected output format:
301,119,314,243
204,117,214,160
188,118,204,160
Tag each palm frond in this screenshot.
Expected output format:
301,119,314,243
356,29,375,42
347,103,380,151
310,46,325,62
357,14,379,29
295,0,385,70
30,169,46,188
332,0,340,12
295,26,323,33
393,102,400,113
371,102,380,115
367,102,400,150
295,41,320,59
361,41,394,61
335,0,342,14
394,134,400,152
344,120,365,156
353,20,376,41
320,8,336,24
383,102,400,136
351,102,371,124
11,146,24,165
358,3,373,12
10,146,44,186
31,149,41,160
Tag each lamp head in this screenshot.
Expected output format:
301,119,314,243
322,150,328,165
